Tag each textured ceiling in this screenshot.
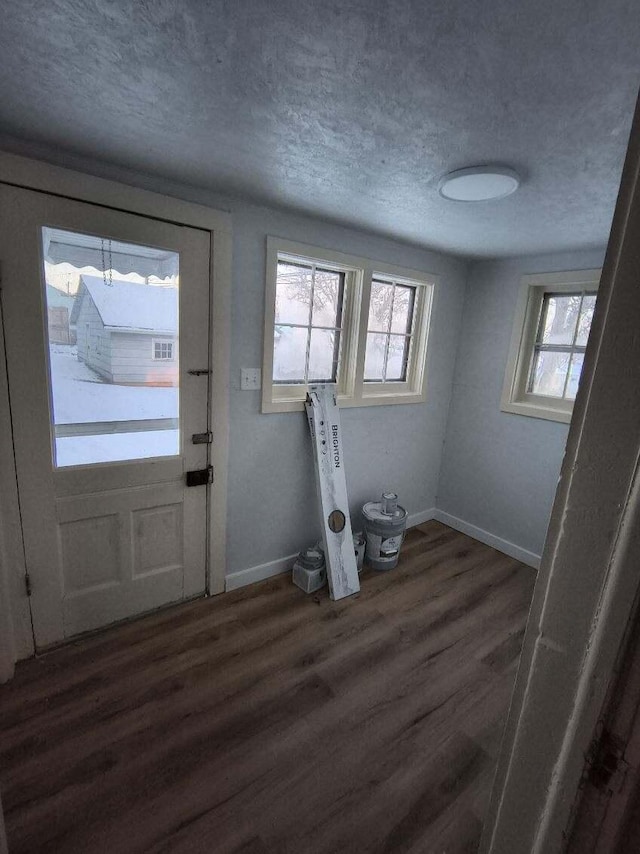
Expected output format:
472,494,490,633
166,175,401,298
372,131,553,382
1,0,639,257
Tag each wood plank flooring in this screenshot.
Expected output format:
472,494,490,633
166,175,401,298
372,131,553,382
0,522,536,853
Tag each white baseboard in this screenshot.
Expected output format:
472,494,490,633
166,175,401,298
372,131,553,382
432,509,541,569
225,508,438,593
407,507,437,528
225,552,297,592
224,506,540,593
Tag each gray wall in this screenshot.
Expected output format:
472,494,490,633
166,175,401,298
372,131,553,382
437,248,606,559
3,143,469,577
5,140,468,572
15,141,598,576
228,202,468,573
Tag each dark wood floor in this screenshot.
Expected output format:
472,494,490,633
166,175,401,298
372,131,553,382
0,522,536,854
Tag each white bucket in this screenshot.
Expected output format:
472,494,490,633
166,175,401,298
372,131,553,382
362,492,408,571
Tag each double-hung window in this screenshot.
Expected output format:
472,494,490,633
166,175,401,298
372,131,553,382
262,238,436,413
501,269,600,423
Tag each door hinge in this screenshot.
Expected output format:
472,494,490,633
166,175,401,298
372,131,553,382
24,572,32,597
586,727,630,793
192,431,213,445
186,465,214,487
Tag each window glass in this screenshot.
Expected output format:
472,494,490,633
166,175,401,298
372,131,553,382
272,260,345,385
566,353,585,400
528,290,597,402
368,281,393,332
391,286,414,333
576,295,596,346
309,329,339,381
541,295,581,345
275,262,312,325
386,335,410,381
364,280,415,382
311,269,342,327
42,227,179,468
273,326,308,382
530,351,570,397
364,332,387,380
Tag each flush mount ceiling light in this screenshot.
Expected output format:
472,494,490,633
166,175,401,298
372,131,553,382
438,165,521,202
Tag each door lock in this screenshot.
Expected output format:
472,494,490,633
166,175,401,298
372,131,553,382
186,465,213,487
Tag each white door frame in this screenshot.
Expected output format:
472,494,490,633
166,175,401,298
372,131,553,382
481,94,640,852
0,151,231,677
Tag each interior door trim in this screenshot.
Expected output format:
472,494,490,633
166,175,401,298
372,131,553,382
0,153,231,673
0,151,231,234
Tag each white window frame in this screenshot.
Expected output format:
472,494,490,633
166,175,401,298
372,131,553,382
501,269,601,424
152,337,175,361
262,237,436,413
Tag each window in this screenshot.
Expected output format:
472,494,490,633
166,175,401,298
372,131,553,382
364,280,416,382
273,261,345,384
153,339,174,361
262,238,435,413
42,227,180,467
501,269,600,423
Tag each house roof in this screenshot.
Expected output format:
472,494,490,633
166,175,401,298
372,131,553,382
70,275,178,335
46,283,76,312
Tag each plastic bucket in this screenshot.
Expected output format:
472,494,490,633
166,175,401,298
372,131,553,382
362,492,408,571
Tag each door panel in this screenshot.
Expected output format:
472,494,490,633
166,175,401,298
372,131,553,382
57,483,189,637
0,184,211,646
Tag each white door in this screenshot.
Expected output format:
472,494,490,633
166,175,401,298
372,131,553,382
0,184,212,648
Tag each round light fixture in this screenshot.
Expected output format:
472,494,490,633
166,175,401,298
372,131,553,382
438,165,520,202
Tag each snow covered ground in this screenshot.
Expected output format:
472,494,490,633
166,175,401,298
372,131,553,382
49,345,179,467
50,345,178,423
56,431,179,467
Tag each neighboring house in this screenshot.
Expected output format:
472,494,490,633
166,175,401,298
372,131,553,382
70,275,178,386
46,283,77,344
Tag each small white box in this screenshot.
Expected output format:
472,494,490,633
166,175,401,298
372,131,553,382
292,552,327,594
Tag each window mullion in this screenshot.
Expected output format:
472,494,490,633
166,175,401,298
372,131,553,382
400,333,412,381
536,343,585,353
351,269,371,402
274,322,341,332
304,265,316,382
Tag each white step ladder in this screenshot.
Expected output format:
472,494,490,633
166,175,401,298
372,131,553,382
305,384,360,601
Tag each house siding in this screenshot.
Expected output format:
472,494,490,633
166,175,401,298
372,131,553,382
110,332,177,385
75,297,112,380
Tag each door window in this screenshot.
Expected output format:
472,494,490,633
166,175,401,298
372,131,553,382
42,227,180,467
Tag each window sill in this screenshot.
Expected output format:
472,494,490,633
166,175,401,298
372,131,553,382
261,387,427,414
501,398,573,424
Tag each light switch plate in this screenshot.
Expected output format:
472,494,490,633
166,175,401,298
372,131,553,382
241,368,262,390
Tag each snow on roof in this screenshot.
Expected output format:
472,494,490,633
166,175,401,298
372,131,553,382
72,275,178,334
46,283,76,311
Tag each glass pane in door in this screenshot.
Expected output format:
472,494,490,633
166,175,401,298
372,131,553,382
42,227,180,467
